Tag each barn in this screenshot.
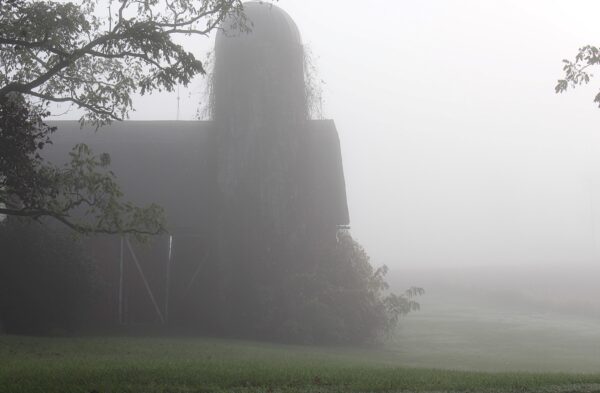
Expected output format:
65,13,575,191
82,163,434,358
43,2,350,334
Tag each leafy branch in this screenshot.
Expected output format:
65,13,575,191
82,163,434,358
0,0,245,127
556,45,600,107
0,93,165,237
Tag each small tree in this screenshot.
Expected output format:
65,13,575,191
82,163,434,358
0,0,245,234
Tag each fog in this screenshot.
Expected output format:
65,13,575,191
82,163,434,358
7,0,600,384
269,0,600,269
51,1,600,270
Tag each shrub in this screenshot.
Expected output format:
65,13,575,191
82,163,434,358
283,230,423,344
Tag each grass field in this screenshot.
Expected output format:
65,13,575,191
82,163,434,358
3,334,600,393
3,293,600,393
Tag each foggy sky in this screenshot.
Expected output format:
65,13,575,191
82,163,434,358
57,0,600,269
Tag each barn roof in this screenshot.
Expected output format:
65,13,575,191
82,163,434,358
45,120,349,234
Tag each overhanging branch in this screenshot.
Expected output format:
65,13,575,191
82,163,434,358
0,206,164,236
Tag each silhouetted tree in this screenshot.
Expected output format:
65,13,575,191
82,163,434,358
0,0,244,234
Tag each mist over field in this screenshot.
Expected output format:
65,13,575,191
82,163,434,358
5,1,600,391
388,265,600,372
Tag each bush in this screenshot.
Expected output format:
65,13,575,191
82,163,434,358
282,230,423,344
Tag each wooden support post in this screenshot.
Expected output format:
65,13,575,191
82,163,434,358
165,235,173,323
185,251,209,296
119,236,124,325
125,237,165,324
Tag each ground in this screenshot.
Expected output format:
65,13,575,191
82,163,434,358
3,293,600,393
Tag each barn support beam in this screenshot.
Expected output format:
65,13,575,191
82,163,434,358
185,251,209,296
125,237,166,324
118,236,124,325
165,235,173,323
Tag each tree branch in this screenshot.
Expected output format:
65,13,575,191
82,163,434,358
0,37,68,57
26,90,121,121
0,207,164,236
86,49,163,69
156,8,219,28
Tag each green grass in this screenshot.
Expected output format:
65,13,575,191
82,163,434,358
4,294,600,392
2,334,600,393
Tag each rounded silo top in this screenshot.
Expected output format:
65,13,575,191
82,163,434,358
212,2,307,125
216,2,301,48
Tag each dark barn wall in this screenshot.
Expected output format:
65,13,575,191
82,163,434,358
45,121,218,327
44,118,348,333
46,121,215,233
